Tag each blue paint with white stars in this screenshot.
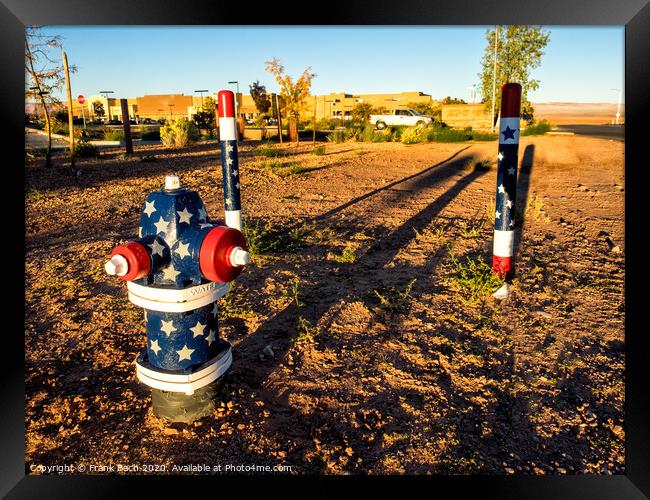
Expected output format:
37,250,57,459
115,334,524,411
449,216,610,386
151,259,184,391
132,185,229,372
220,140,241,212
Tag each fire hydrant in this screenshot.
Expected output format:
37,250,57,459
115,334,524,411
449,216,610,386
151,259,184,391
105,90,247,422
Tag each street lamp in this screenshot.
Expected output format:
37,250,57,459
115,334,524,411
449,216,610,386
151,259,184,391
611,88,622,125
29,86,49,117
100,90,114,122
194,89,209,112
228,81,240,118
168,104,175,120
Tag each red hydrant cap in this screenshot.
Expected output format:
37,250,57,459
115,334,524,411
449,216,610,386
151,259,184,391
110,241,151,281
199,226,248,283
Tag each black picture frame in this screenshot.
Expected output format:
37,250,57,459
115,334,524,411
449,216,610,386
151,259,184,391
3,0,648,497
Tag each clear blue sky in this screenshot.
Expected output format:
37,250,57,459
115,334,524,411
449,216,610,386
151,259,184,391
39,26,624,103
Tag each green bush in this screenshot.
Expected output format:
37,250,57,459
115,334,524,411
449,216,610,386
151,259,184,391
103,129,125,141
160,118,199,148
312,145,326,155
471,131,498,141
521,119,552,136
75,140,98,158
401,125,430,144
140,127,160,141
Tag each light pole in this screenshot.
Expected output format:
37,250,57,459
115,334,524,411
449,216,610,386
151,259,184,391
100,90,114,122
490,25,499,132
228,81,240,118
168,104,175,120
611,88,622,125
194,89,209,112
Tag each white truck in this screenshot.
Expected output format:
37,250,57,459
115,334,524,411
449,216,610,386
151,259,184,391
369,109,435,130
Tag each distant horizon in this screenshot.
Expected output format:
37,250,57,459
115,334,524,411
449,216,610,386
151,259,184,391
33,26,624,105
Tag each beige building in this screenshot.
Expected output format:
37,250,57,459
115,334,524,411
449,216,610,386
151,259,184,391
441,103,492,128
69,90,438,123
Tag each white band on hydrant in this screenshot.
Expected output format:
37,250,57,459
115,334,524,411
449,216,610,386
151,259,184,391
135,347,232,395
127,280,230,312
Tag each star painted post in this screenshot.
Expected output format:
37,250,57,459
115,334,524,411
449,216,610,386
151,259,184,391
493,82,522,281
218,90,242,231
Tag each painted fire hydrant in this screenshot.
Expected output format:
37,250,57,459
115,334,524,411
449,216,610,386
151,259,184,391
104,90,247,422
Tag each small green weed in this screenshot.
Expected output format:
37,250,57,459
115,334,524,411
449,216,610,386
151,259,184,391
373,278,417,316
294,316,320,344
445,250,503,304
312,145,326,155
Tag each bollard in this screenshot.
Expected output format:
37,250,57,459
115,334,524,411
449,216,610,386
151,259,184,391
492,82,522,291
217,90,242,231
105,93,251,423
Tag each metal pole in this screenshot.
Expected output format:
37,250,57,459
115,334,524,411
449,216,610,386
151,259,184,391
492,82,522,294
217,90,242,231
490,26,499,133
62,50,75,169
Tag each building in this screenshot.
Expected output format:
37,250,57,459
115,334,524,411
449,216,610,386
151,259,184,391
66,90,438,123
311,91,434,121
441,103,492,129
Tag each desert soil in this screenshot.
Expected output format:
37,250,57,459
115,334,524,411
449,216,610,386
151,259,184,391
25,134,624,474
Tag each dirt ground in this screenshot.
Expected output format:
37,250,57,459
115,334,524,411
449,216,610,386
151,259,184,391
25,134,625,475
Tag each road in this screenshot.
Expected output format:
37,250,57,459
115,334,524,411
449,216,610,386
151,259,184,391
554,124,624,141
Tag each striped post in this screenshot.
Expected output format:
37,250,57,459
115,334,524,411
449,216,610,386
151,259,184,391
492,82,522,281
217,90,242,231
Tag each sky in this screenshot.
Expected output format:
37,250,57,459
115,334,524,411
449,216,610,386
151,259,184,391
37,26,624,103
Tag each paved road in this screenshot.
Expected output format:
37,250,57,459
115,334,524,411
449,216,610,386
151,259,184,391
554,124,624,141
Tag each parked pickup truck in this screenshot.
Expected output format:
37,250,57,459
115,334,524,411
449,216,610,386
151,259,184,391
369,109,435,129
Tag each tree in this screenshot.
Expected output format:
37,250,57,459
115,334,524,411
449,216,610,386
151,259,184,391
351,102,374,122
406,101,442,122
25,27,74,167
249,80,271,115
265,58,315,142
479,25,550,124
92,101,105,119
441,96,467,105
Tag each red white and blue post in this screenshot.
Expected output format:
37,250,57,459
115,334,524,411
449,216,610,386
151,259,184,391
217,89,242,231
492,83,522,298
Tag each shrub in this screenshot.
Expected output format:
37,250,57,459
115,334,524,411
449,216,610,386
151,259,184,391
160,118,199,148
75,140,98,158
522,119,552,136
312,145,326,155
140,127,160,141
471,131,498,141
426,126,472,142
327,130,349,143
103,129,125,141
401,125,430,144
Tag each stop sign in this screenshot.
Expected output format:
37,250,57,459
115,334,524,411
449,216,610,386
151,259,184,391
77,95,85,104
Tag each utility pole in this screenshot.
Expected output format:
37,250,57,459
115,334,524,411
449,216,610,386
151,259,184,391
491,25,499,133
62,50,75,170
313,95,317,145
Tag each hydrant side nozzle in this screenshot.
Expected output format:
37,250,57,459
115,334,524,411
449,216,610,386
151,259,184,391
105,254,129,276
229,246,250,267
109,241,151,281
199,226,247,283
